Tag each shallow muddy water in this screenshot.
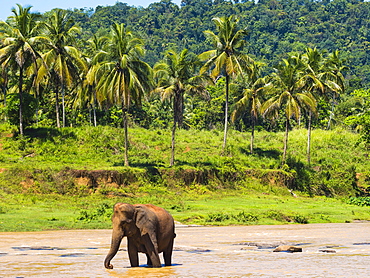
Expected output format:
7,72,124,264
1,223,370,277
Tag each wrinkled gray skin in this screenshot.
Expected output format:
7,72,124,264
104,203,176,269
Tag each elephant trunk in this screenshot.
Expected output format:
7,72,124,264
104,229,124,269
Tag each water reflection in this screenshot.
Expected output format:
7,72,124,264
0,223,369,277
107,266,178,278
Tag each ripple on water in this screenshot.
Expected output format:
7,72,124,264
353,242,370,245
59,253,86,257
12,246,65,251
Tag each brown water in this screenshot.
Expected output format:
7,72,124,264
1,223,370,277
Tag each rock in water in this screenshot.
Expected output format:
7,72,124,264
273,245,303,253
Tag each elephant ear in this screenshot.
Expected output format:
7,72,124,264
134,206,156,236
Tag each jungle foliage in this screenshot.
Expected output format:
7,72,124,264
1,1,370,200
0,1,369,135
67,0,370,88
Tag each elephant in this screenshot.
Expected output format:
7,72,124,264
104,203,176,269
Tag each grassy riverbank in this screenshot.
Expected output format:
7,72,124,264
1,189,369,232
0,125,370,232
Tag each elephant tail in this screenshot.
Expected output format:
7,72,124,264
173,233,176,238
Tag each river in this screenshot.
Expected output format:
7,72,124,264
1,223,370,277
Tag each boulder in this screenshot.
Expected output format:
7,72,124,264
273,245,303,253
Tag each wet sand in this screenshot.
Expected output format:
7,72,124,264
1,223,370,277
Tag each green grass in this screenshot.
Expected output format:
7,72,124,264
1,188,370,232
0,125,368,173
1,124,370,231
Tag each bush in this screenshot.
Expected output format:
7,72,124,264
76,202,112,222
205,211,259,223
5,93,38,129
347,197,370,206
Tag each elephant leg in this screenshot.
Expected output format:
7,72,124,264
146,253,152,267
143,234,161,267
127,238,139,267
163,237,174,266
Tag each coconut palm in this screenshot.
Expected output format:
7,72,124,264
37,9,86,128
301,48,346,164
231,61,269,154
323,50,348,130
96,23,152,166
262,54,317,165
154,48,211,166
0,4,42,135
74,34,109,127
301,47,326,164
199,15,253,151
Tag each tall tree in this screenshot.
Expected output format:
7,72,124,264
199,15,253,151
231,61,268,154
76,34,109,126
96,23,152,166
262,54,317,165
0,4,42,135
37,9,86,128
301,47,325,164
154,48,211,166
323,50,347,130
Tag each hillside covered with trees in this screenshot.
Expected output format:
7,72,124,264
71,0,370,88
1,1,370,198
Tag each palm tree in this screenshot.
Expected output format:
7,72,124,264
323,50,347,130
231,61,269,154
301,48,346,164
199,15,253,151
96,23,152,167
75,34,109,127
262,54,317,165
0,4,42,135
36,9,86,128
154,48,211,166
301,47,325,164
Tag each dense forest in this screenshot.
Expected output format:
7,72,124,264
71,0,370,87
1,0,370,168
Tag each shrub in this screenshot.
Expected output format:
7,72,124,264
347,197,370,206
205,211,259,223
76,202,112,222
265,210,292,222
292,214,309,224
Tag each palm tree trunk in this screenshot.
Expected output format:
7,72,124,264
170,93,178,166
88,107,92,125
62,85,66,128
282,118,289,165
327,94,335,130
19,66,24,136
250,118,255,154
122,105,129,167
170,90,183,166
223,74,230,151
307,112,312,165
93,90,97,127
170,122,176,167
93,105,97,127
55,86,60,128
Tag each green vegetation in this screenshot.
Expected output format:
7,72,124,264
1,2,370,232
1,188,370,232
0,124,370,232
